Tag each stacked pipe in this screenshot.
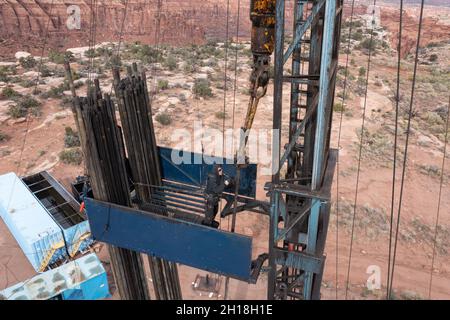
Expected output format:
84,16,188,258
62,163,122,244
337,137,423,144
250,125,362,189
113,64,182,300
72,81,150,300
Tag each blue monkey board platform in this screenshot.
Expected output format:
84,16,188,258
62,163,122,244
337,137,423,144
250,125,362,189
85,198,255,282
84,147,262,281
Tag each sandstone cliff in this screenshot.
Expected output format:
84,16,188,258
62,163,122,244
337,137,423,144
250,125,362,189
0,0,255,58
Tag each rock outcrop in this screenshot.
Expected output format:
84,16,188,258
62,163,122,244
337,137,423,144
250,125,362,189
0,0,255,58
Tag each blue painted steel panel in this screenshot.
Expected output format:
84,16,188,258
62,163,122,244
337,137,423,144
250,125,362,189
0,253,110,300
0,172,67,272
159,147,257,198
85,198,254,281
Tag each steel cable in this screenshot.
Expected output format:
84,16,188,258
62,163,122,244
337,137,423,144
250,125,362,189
388,0,425,299
386,0,404,300
335,0,356,300
344,0,378,300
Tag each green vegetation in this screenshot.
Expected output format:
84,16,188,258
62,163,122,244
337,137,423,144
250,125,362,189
0,66,12,82
61,96,74,108
359,66,366,77
334,102,346,113
40,65,53,78
19,79,36,88
105,55,122,69
0,131,9,143
1,87,21,100
49,50,74,64
19,56,37,69
342,20,364,29
41,85,65,99
126,43,162,64
164,55,178,71
215,111,227,120
351,30,363,41
7,95,42,118
357,127,396,166
41,81,73,99
64,127,81,148
59,148,83,165
418,164,442,179
156,112,172,126
158,79,169,91
331,200,389,239
193,79,213,98
360,37,379,52
85,48,100,58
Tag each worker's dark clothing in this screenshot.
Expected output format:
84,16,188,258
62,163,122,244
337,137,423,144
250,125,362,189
202,166,233,228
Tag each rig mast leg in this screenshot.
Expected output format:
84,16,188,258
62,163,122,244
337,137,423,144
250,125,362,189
267,0,343,300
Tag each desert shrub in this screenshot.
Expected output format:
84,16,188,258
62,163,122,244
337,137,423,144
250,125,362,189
41,85,65,99
423,111,444,126
358,127,394,165
343,20,364,29
128,43,162,64
359,66,366,77
19,56,36,69
0,66,11,82
40,64,53,78
360,37,378,51
164,55,178,71
215,111,227,120
1,87,21,100
205,58,218,67
156,112,172,125
334,103,346,113
429,54,438,62
418,164,441,178
20,79,36,88
64,127,81,148
105,55,122,69
61,96,73,108
158,79,169,91
60,148,83,165
49,50,74,64
193,79,213,98
426,42,443,48
7,104,27,118
85,48,100,58
0,131,9,142
183,62,197,74
8,95,42,118
21,95,41,109
351,30,363,41
178,93,187,102
96,47,114,57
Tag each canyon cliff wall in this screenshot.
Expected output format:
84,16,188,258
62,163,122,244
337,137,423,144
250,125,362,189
1,1,448,59
0,0,253,57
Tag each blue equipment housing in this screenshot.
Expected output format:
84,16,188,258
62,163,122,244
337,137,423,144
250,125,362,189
0,253,110,300
0,172,68,272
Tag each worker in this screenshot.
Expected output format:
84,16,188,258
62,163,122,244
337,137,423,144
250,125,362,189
202,165,234,228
